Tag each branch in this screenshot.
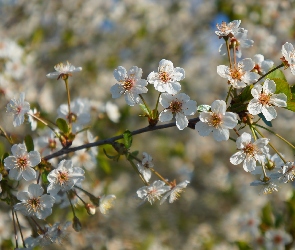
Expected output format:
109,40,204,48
43,117,200,160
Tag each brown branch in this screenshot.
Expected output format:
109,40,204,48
43,117,200,160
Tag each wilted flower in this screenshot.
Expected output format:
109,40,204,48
160,180,189,204
99,194,116,214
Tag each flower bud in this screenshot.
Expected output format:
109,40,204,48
85,203,96,215
72,216,82,232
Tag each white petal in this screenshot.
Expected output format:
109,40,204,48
175,113,188,130
222,112,238,129
242,72,259,84
28,184,44,197
160,93,174,108
182,100,197,115
113,66,127,81
110,84,123,99
211,100,226,114
217,65,228,78
230,151,245,165
159,110,173,122
173,67,185,81
243,157,256,172
253,54,264,64
212,128,229,141
22,167,36,181
262,106,277,121
166,82,181,94
195,121,212,136
248,100,262,115
270,93,287,107
241,58,255,71
263,79,276,95
237,133,252,148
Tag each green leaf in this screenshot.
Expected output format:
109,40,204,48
286,100,295,112
238,85,253,103
1,153,9,164
272,78,291,99
56,118,69,134
24,135,34,152
139,103,150,116
290,85,295,100
41,171,50,185
103,148,120,161
267,69,287,82
123,130,132,149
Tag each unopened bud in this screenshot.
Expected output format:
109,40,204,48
85,203,96,215
265,160,275,171
72,216,82,232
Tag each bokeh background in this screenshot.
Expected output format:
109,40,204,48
1,0,295,249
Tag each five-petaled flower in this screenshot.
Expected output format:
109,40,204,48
14,184,55,219
137,180,170,205
111,66,148,106
247,79,287,121
6,92,30,127
159,93,197,130
4,143,41,181
230,132,269,172
47,159,85,197
265,229,292,250
195,100,238,141
281,42,295,75
46,61,82,80
217,58,259,88
148,59,185,94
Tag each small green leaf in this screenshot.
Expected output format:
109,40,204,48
24,135,34,151
56,118,69,134
267,69,287,82
139,103,150,116
123,130,132,149
258,113,272,127
197,104,211,112
238,85,253,103
272,78,291,99
41,171,50,185
286,100,295,112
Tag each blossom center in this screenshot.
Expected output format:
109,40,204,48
17,156,28,170
57,171,69,185
230,68,244,80
273,235,283,244
258,93,271,106
67,112,78,123
123,78,134,91
243,143,257,157
26,197,41,213
169,100,182,113
159,71,170,83
48,139,57,150
216,21,231,33
209,113,222,128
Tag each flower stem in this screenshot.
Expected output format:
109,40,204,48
254,126,287,164
64,78,72,129
225,39,232,69
15,211,26,248
254,123,295,150
127,157,149,186
139,94,151,115
150,168,170,186
27,113,58,136
254,63,284,84
225,85,233,105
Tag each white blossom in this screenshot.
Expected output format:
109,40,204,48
160,180,189,204
4,143,41,181
219,28,253,58
248,79,287,121
148,59,185,94
250,177,279,195
195,100,238,141
239,211,260,236
230,132,269,172
215,20,241,37
217,58,259,88
57,98,91,133
111,66,148,106
252,54,274,75
46,61,82,79
6,92,30,127
159,93,197,130
47,160,85,197
265,229,292,250
137,152,154,182
99,195,116,215
137,180,170,205
14,184,55,219
281,42,295,75
280,161,295,183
